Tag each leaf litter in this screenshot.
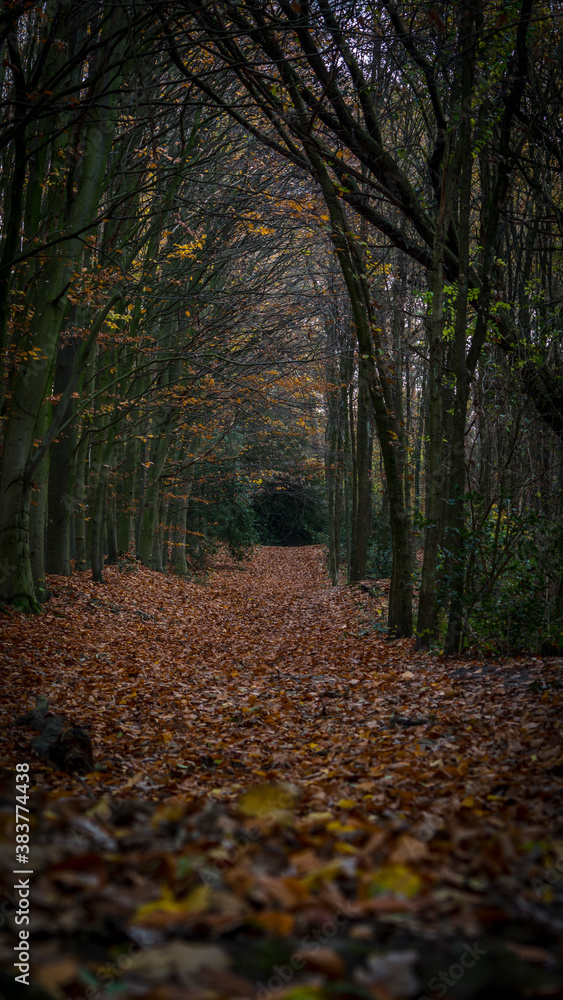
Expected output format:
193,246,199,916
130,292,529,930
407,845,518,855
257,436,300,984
1,545,562,999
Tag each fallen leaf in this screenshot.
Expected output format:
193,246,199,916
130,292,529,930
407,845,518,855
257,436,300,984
237,782,299,823
128,942,230,983
293,947,345,978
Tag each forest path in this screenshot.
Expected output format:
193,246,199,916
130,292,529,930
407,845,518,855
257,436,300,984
2,544,560,819
1,546,563,998
3,544,406,800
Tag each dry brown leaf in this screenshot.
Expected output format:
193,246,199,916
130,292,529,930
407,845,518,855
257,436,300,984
294,946,346,978
128,942,230,983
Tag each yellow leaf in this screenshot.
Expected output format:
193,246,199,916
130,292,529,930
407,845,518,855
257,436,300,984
237,782,299,824
299,810,334,829
326,820,358,836
367,864,423,899
334,841,360,854
134,885,210,921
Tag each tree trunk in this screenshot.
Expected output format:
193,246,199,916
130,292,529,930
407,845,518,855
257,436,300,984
325,332,345,586
415,207,449,650
170,499,189,575
73,428,89,572
105,492,119,566
350,375,372,582
45,341,77,575
29,402,51,603
444,2,478,653
116,437,140,553
138,415,172,569
153,495,165,573
90,472,106,584
412,372,426,525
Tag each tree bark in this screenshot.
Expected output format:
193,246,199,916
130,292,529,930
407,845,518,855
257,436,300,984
415,193,449,650
116,437,140,554
443,6,474,653
350,374,372,582
105,492,119,566
73,428,89,572
45,341,77,575
324,312,345,586
29,401,51,603
138,414,173,569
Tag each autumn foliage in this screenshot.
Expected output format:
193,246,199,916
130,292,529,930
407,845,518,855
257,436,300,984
1,547,562,998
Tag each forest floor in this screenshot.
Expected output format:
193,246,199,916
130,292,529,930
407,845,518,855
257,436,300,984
0,545,562,1000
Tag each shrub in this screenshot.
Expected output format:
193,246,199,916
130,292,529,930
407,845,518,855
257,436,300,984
458,507,563,653
252,476,327,546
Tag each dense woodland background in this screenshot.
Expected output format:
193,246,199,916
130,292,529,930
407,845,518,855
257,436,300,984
1,0,562,654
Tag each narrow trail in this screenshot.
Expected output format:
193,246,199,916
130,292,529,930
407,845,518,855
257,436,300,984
3,545,408,801
2,545,561,826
